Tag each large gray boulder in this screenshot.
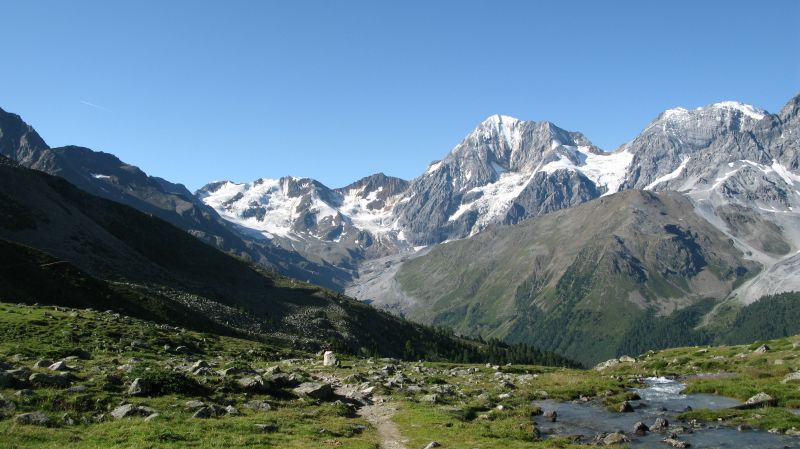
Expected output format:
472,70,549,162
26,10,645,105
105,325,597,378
293,382,334,401
29,372,72,388
15,411,52,426
110,404,156,420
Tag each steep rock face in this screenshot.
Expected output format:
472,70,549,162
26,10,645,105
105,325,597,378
393,116,621,244
0,108,49,165
619,96,800,303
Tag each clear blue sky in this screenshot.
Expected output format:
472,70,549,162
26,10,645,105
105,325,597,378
2,1,798,190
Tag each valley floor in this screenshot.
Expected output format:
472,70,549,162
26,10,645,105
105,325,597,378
1,303,799,448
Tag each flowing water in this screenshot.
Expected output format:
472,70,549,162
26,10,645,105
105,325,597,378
533,377,800,448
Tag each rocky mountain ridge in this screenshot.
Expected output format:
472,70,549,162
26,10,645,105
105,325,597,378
198,95,800,305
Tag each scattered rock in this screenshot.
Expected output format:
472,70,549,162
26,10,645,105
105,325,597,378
633,421,649,435
543,410,557,422
225,405,241,416
110,404,156,420
237,375,270,393
184,400,206,410
15,411,52,426
128,378,151,396
619,355,636,363
48,361,71,371
293,382,334,401
32,359,53,369
662,437,691,448
619,401,634,413
144,413,160,422
192,406,214,419
0,395,17,412
0,371,15,388
29,372,72,388
652,417,669,431
595,359,620,370
423,442,441,449
738,392,776,409
190,360,209,371
603,432,629,445
781,372,800,384
244,400,272,412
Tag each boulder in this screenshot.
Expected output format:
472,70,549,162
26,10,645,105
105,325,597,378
733,392,778,409
594,359,620,371
15,411,52,426
633,421,649,435
128,378,151,396
192,405,225,419
619,355,636,363
0,371,16,388
236,375,270,393
244,400,272,412
48,361,71,371
423,442,441,449
190,360,209,371
651,417,669,430
225,405,241,416
294,382,334,401
0,395,17,412
603,432,629,445
662,437,691,448
29,372,72,388
323,351,337,366
754,345,770,353
781,371,800,384
619,401,634,413
184,400,206,410
192,407,214,419
110,404,156,420
32,359,53,369
543,410,557,422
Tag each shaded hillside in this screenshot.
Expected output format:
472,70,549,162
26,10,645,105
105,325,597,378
0,107,351,290
395,190,760,365
0,156,572,365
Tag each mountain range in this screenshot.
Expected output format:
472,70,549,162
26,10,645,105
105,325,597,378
1,93,798,364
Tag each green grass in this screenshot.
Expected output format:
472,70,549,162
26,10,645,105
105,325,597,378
0,303,377,448
3,302,800,447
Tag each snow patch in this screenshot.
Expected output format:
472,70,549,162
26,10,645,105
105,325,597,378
426,161,443,174
711,101,767,120
645,157,691,190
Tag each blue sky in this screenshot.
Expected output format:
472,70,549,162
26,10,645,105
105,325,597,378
2,1,798,190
